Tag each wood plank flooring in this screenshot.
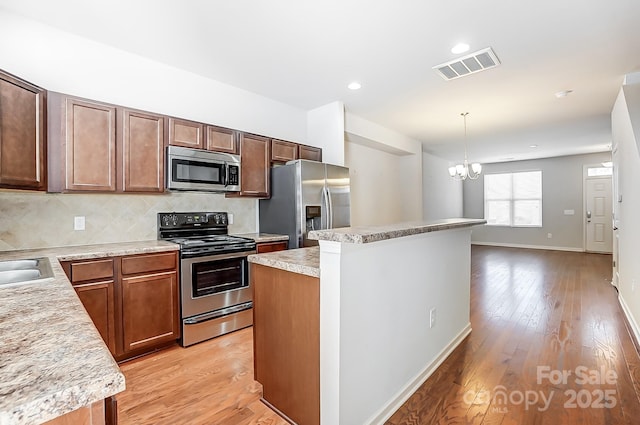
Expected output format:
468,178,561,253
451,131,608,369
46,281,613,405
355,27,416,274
387,246,640,425
117,327,287,425
116,246,640,425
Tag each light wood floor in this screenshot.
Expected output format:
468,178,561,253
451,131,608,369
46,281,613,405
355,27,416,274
117,246,640,424
388,246,640,424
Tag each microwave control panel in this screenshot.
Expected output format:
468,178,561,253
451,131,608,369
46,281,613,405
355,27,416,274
227,165,239,186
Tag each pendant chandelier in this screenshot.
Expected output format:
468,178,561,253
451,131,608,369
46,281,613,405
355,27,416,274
448,112,482,180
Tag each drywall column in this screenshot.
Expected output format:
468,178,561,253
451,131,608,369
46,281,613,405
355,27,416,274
307,101,345,166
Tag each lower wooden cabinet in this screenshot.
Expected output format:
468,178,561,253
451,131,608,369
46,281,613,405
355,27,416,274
121,270,179,354
62,251,179,362
74,280,116,354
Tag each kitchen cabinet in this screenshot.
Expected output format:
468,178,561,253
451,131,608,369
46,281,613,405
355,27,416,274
62,251,179,361
167,117,203,149
49,93,165,193
48,93,117,192
271,139,298,163
62,259,117,354
0,69,47,191
252,263,320,425
119,109,165,192
119,252,180,357
256,241,288,254
206,125,237,153
230,133,270,197
43,400,106,425
298,144,322,162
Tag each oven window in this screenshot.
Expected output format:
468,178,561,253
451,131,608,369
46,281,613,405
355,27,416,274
192,257,247,298
173,159,224,184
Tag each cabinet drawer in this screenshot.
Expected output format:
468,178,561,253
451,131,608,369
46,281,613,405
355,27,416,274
70,259,114,283
121,252,177,276
256,241,288,253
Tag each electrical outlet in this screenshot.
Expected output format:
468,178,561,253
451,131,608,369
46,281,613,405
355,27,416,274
429,308,437,329
74,216,85,231
228,213,234,225
547,233,552,239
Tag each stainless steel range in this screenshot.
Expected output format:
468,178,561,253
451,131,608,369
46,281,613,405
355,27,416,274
158,212,256,347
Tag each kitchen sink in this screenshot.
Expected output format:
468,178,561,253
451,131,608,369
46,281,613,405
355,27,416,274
0,257,54,287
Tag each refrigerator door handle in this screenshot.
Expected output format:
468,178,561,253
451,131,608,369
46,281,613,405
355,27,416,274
321,186,328,229
325,186,334,229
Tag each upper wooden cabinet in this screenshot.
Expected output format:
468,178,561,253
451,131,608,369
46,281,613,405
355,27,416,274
48,93,117,192
206,125,237,154
271,139,298,163
232,133,270,198
298,144,322,162
119,109,165,193
0,69,47,191
167,117,203,149
49,93,165,193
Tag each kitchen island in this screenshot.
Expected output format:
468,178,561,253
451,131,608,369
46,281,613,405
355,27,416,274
249,218,485,425
0,241,178,425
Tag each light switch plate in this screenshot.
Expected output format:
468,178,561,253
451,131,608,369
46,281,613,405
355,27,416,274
74,216,85,231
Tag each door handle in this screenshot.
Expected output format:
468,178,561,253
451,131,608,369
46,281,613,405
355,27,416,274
586,211,591,219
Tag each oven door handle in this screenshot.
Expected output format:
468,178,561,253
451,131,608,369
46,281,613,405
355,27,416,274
183,301,253,324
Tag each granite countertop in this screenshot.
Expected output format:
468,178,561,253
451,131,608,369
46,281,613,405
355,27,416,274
307,218,486,244
232,233,289,244
0,240,178,425
248,247,319,278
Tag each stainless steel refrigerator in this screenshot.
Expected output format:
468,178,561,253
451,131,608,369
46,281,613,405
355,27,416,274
259,160,350,249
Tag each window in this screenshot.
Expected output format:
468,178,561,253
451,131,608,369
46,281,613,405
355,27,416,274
484,171,542,227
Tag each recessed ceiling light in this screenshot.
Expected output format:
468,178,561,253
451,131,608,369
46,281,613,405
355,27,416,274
348,82,362,90
555,90,573,98
451,43,470,54
529,144,538,148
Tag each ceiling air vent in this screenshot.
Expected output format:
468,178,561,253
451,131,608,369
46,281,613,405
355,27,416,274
433,47,501,81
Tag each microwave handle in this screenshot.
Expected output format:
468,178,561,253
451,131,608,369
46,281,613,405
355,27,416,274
221,164,227,186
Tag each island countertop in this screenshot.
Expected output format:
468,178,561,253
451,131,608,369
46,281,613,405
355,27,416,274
307,218,486,244
248,246,319,278
0,240,178,425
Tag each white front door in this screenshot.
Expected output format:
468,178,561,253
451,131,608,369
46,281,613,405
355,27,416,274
585,177,613,253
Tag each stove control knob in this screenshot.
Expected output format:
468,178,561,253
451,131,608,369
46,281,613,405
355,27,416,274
220,215,227,224
172,214,178,226
214,214,221,224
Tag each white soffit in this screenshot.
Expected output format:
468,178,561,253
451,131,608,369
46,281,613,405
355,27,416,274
433,47,501,81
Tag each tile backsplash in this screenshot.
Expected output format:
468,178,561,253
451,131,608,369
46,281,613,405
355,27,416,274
0,191,257,251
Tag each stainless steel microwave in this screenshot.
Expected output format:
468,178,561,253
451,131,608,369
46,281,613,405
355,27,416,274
166,145,241,192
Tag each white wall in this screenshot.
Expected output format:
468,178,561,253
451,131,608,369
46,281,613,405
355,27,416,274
344,113,423,226
318,229,472,424
422,152,463,220
463,152,611,250
612,78,640,342
0,9,307,142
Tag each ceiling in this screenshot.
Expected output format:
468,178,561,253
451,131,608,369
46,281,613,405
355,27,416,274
1,0,639,163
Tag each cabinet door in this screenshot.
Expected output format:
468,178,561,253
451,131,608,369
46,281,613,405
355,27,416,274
235,133,270,197
121,270,179,354
64,97,117,191
298,144,322,162
0,70,46,190
168,118,203,149
74,280,117,354
271,139,298,163
205,125,237,153
120,109,165,192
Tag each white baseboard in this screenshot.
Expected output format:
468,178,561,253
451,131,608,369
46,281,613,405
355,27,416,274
366,323,473,425
471,241,584,252
618,294,640,346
